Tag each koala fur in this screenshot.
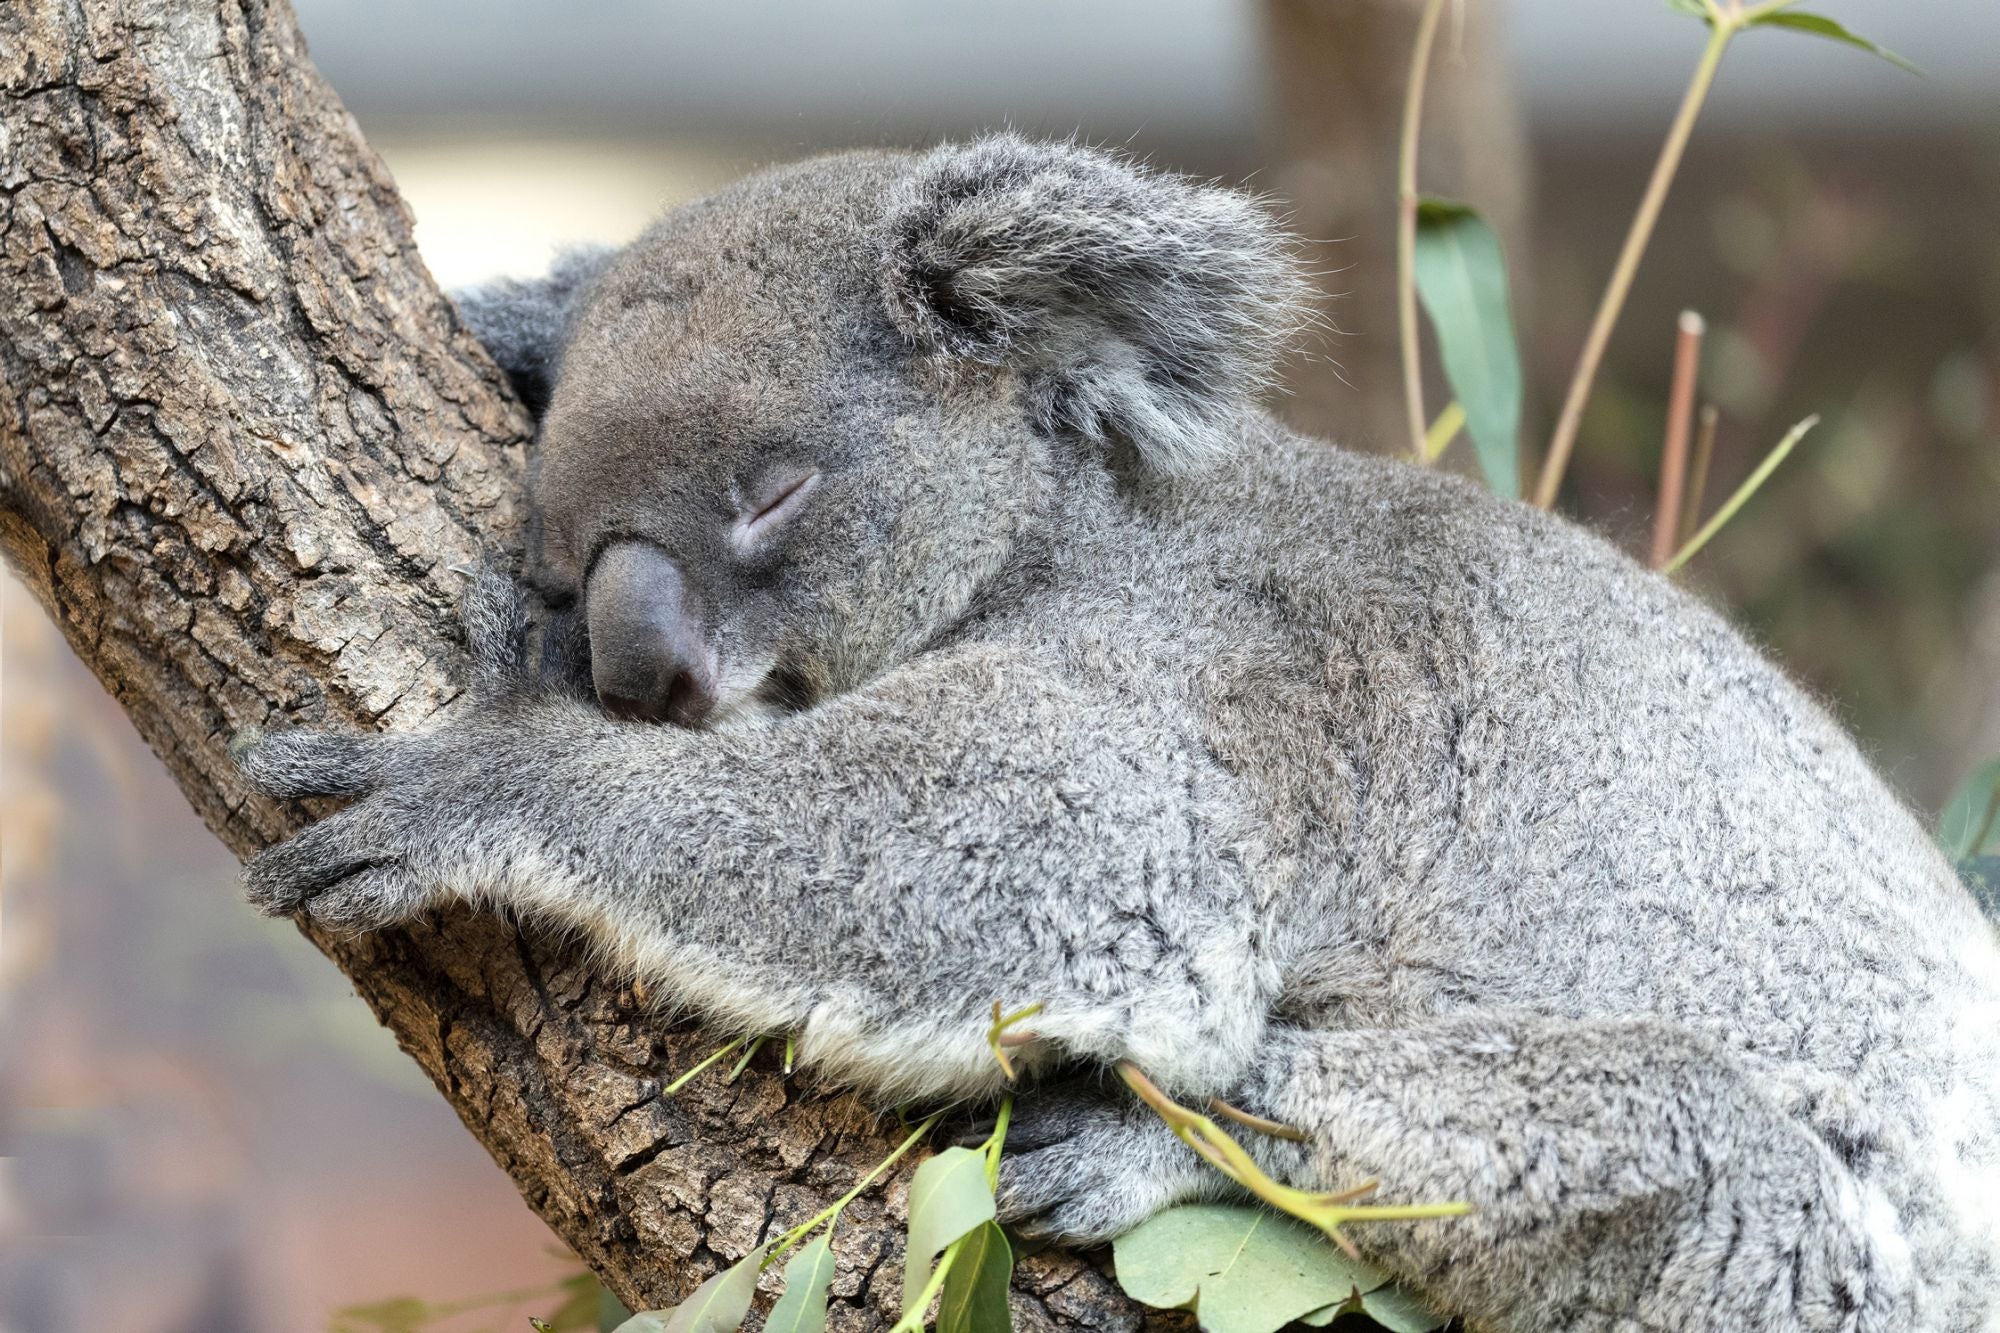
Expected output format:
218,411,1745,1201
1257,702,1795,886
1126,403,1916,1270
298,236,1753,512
236,136,2000,1331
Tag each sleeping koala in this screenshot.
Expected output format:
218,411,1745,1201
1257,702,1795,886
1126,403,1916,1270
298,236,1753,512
235,135,2000,1332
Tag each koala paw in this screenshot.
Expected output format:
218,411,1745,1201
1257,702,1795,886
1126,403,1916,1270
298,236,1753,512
233,741,438,930
997,1080,1231,1243
233,565,580,932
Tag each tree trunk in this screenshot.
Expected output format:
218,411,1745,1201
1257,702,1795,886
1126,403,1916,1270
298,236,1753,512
0,2,1156,1327
1262,0,1531,454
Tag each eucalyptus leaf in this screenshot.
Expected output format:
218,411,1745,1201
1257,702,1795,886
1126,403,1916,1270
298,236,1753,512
533,1272,609,1332
601,1287,635,1333
1665,0,1712,19
1413,199,1523,497
1748,12,1920,74
1359,1284,1451,1333
613,1249,765,1333
938,1220,1014,1333
1111,1204,1388,1333
1940,758,2000,860
765,1235,839,1333
902,1147,999,1314
1958,857,2000,920
1294,1299,1352,1327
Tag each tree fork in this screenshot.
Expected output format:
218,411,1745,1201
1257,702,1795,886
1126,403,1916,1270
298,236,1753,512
0,1,1147,1325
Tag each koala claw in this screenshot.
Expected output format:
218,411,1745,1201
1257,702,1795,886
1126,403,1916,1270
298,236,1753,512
240,799,404,917
996,1082,1224,1243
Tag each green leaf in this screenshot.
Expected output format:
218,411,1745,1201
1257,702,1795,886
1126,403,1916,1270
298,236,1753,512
1940,758,2000,860
938,1221,1014,1333
1748,12,1920,74
613,1249,765,1333
1665,0,1713,20
532,1272,610,1332
1293,1300,1352,1327
1359,1284,1451,1333
1958,857,2000,919
765,1235,839,1333
1413,199,1523,498
902,1147,998,1314
1111,1204,1388,1333
601,1287,635,1333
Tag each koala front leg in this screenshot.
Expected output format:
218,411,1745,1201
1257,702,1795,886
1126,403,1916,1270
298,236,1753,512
236,578,1277,1103
1243,1017,1912,1332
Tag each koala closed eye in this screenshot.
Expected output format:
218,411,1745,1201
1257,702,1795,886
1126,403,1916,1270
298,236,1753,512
733,470,819,552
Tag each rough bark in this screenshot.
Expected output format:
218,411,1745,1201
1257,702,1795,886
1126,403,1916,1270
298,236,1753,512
0,2,1158,1327
1262,0,1531,453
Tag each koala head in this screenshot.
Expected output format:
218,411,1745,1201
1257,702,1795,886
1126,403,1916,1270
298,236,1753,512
482,135,1308,727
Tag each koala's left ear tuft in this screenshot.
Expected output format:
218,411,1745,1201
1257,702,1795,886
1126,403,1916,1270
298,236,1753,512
881,134,1313,473
452,244,616,418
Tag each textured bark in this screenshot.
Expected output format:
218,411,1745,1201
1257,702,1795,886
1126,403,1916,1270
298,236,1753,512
1262,0,1531,453
0,2,1159,1327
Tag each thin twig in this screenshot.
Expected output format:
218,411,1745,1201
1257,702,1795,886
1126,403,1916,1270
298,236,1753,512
1680,404,1721,547
728,1035,767,1083
1208,1097,1312,1143
986,1001,1043,1081
766,1115,939,1263
1535,19,1737,508
1664,415,1820,575
1651,311,1707,568
663,1035,747,1095
1424,401,1466,463
1398,0,1453,463
1117,1062,1469,1261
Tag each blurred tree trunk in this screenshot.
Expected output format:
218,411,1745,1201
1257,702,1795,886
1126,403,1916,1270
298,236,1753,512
0,1,1150,1326
1263,0,1531,453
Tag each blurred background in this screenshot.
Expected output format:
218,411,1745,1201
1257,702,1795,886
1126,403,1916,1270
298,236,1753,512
5,2,1997,1329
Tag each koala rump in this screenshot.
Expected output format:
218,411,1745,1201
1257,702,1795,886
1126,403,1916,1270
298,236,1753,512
238,135,2000,1333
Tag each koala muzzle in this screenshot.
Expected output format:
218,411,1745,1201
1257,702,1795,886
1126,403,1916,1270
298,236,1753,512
585,541,718,727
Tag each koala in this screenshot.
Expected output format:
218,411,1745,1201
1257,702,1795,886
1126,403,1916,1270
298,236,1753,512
234,136,2000,1332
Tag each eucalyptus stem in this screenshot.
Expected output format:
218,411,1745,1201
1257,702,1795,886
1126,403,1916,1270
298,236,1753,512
1534,17,1737,508
728,1034,767,1082
888,1237,961,1333
1118,1062,1469,1261
1680,404,1722,547
662,1035,747,1095
983,1095,1013,1190
1663,415,1819,574
1398,0,1452,463
766,1115,940,1263
1650,311,1707,569
1424,401,1466,462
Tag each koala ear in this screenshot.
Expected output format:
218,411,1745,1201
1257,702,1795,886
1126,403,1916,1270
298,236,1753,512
451,244,616,417
881,135,1311,473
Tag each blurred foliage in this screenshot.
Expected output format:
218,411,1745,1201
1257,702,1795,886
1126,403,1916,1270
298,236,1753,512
334,1268,606,1333
1533,134,2000,803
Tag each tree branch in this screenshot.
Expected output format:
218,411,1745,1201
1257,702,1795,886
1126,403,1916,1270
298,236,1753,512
0,1,1159,1326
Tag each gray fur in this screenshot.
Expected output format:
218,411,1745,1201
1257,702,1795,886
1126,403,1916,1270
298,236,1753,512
453,243,615,413
242,135,2000,1332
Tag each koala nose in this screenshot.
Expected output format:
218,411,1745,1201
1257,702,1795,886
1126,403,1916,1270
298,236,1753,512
585,542,718,727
